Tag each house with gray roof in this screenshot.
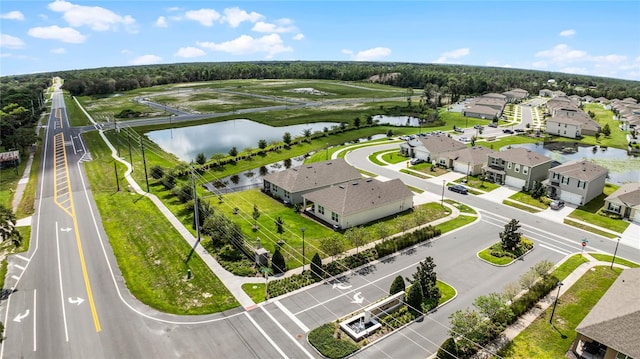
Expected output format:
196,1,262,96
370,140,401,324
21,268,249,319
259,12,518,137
399,134,467,163
604,182,640,222
571,268,640,359
482,147,552,190
436,146,496,176
302,178,413,230
544,160,608,205
262,158,361,205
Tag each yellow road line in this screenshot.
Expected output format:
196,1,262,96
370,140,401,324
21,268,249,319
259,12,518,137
54,132,101,332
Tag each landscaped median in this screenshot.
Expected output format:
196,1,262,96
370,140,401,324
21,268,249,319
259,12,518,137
477,219,534,266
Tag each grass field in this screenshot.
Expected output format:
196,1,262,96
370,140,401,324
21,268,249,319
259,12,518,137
63,93,92,126
552,254,589,282
437,214,477,233
499,266,620,358
509,191,548,209
588,253,639,268
502,200,542,213
454,175,499,192
567,184,629,234
15,129,43,218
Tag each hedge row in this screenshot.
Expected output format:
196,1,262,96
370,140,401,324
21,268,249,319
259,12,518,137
375,225,441,257
510,274,560,320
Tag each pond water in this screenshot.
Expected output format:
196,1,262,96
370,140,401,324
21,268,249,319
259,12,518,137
508,143,640,185
373,115,421,127
146,119,339,162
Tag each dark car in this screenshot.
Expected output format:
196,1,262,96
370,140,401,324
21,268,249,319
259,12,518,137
514,129,526,133
447,184,468,194
503,129,514,134
473,124,484,130
550,200,565,210
488,122,498,128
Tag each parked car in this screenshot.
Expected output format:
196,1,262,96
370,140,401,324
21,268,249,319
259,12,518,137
473,124,484,130
514,129,526,133
550,200,565,210
459,136,470,142
503,129,514,134
454,127,465,133
447,184,468,194
488,122,498,128
410,158,423,165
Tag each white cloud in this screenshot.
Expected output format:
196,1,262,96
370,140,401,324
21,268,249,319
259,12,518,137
559,29,575,37
293,33,304,41
51,47,66,54
535,44,587,64
0,34,25,49
197,34,292,58
1,11,25,20
486,61,512,68
252,19,297,33
434,48,470,63
155,16,168,27
130,54,162,65
48,0,136,32
28,26,86,43
121,49,132,54
174,46,206,58
167,7,182,12
185,8,220,26
342,47,391,61
221,7,263,27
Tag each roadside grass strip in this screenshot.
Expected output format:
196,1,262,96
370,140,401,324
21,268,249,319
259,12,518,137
563,219,618,239
588,253,639,268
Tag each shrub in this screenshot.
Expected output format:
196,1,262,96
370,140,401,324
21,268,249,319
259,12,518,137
150,165,164,179
308,323,359,359
390,275,405,295
310,253,323,279
437,337,460,359
406,284,423,316
271,248,286,274
510,275,559,320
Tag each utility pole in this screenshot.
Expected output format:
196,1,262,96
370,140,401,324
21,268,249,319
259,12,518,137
115,117,120,157
140,137,149,192
114,162,120,191
127,135,133,172
192,167,201,246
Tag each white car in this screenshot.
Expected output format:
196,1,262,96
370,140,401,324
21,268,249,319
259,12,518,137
459,136,470,142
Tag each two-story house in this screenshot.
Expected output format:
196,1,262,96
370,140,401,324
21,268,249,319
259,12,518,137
545,160,608,206
482,148,552,191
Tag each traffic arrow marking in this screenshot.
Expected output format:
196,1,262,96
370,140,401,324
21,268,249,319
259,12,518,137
13,309,30,322
332,283,352,290
351,292,364,304
68,297,85,305
60,227,72,232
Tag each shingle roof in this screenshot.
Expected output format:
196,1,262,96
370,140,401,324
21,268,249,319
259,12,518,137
464,105,501,117
442,146,496,166
576,268,640,358
491,147,552,167
262,158,361,193
303,178,413,216
417,135,467,154
605,182,640,207
549,160,608,181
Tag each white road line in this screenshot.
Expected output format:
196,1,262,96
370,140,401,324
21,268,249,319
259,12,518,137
33,289,37,352
11,275,19,281
539,243,570,255
244,312,289,359
15,254,29,262
71,136,77,154
274,300,309,333
14,265,25,271
55,222,70,342
260,306,315,359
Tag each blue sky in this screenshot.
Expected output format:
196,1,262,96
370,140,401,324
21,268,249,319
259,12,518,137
1,1,639,81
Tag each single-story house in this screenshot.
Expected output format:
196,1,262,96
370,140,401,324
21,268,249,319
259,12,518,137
544,160,608,205
483,147,552,190
571,268,640,359
462,104,501,120
604,182,640,222
436,146,496,176
302,178,413,230
262,158,361,205
400,134,467,163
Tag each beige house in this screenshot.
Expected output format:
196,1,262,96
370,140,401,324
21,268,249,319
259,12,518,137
483,148,552,190
546,116,584,138
436,146,496,176
302,178,413,230
262,159,361,205
399,134,467,163
571,268,640,359
604,182,640,222
502,88,529,102
545,160,608,205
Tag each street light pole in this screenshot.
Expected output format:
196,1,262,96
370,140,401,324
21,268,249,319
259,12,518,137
301,227,306,272
441,179,445,207
610,236,621,269
549,282,563,324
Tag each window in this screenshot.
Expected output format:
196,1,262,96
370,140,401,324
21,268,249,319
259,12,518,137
608,203,621,213
523,166,528,174
507,162,512,169
284,191,290,199
318,205,325,215
514,164,520,173
615,352,631,359
331,212,339,222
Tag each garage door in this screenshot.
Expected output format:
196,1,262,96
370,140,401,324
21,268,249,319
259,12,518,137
560,191,583,205
505,176,525,189
633,210,640,223
453,162,468,174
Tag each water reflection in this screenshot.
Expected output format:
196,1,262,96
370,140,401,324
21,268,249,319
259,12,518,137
146,119,339,162
509,143,640,185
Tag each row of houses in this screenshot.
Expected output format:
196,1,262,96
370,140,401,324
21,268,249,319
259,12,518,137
611,97,640,130
544,96,601,139
400,135,611,206
262,159,414,230
462,89,529,120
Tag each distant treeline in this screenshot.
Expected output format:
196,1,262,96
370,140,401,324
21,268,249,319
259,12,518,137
2,61,638,101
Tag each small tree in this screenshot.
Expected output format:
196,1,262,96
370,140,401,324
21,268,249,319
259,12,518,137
436,337,459,359
161,174,176,190
386,129,394,137
374,223,391,241
448,309,493,357
320,233,344,260
500,219,522,251
533,260,554,277
150,165,164,179
274,216,285,239
531,181,545,199
602,123,611,136
282,132,292,147
195,152,206,165
302,128,312,141
502,282,521,302
353,116,361,128
473,293,514,329
257,139,267,153
408,256,441,304
271,247,286,274
344,226,369,254
390,275,405,295
310,253,323,279
252,204,260,230
228,146,238,158
405,284,423,316
0,205,22,247
519,268,539,290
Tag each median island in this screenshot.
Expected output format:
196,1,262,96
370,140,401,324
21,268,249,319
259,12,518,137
478,219,533,266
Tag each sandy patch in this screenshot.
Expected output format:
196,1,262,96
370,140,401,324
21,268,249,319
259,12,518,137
286,87,333,96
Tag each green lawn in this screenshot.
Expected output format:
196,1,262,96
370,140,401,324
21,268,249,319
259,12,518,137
558,104,628,150
499,266,621,358
502,200,542,213
478,248,515,265
444,199,477,215
551,254,589,282
436,214,477,233
564,219,618,239
0,152,29,209
437,280,457,304
15,128,43,218
455,175,500,192
588,253,639,268
400,168,431,179
242,283,267,303
411,162,449,176
381,151,407,164
476,135,541,151
568,184,629,234
82,131,239,314
509,191,548,209
63,92,92,126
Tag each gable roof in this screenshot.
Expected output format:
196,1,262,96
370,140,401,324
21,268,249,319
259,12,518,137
490,147,552,167
442,146,496,166
549,160,608,181
417,135,467,154
303,178,413,216
464,105,501,117
605,182,640,207
262,158,361,193
576,268,640,358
